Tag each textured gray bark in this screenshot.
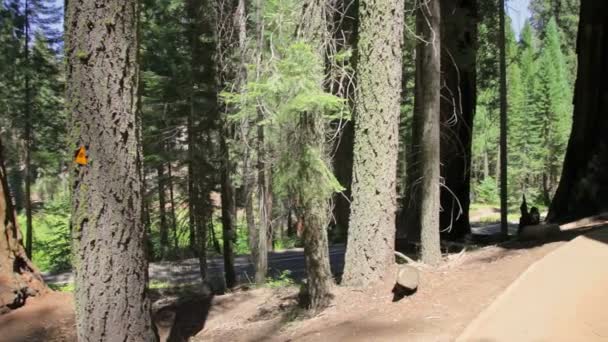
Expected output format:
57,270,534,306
0,138,47,315
66,0,155,340
548,0,608,222
413,0,442,265
300,201,333,309
342,0,404,287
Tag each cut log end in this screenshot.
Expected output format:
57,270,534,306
396,264,419,291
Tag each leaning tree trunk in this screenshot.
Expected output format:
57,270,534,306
438,0,478,240
66,0,155,340
412,0,442,265
0,138,47,315
547,0,608,223
342,0,404,287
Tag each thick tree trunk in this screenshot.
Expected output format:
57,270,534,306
438,0,477,240
300,202,333,310
342,0,404,287
413,0,442,265
548,0,608,222
66,0,155,339
0,139,47,315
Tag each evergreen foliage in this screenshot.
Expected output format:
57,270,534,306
223,0,347,216
472,10,574,210
0,0,582,299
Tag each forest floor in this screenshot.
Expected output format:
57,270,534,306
1,213,607,341
197,239,565,341
0,292,75,342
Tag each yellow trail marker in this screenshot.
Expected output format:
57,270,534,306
75,146,88,166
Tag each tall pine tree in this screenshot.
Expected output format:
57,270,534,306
342,0,404,287
66,0,155,338
533,17,572,204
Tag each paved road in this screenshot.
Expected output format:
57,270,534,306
43,244,346,288
43,224,515,288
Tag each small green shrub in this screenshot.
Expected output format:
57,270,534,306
266,270,295,288
19,196,72,273
474,177,499,204
274,237,298,251
48,283,74,292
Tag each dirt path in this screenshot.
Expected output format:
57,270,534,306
197,241,566,342
458,227,608,341
0,292,75,342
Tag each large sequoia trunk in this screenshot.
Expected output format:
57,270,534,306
342,0,404,287
66,0,155,340
439,0,477,240
547,0,608,223
0,139,46,315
